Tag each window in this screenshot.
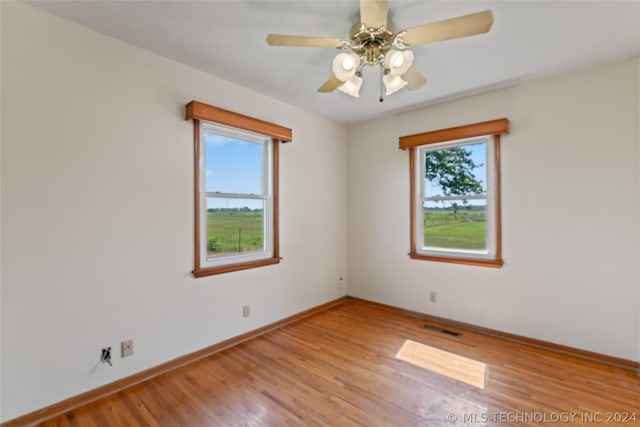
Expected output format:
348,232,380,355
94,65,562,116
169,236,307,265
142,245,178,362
202,123,273,266
418,137,494,259
399,118,509,267
186,101,292,277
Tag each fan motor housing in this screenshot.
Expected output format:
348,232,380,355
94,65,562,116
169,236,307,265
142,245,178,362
350,24,395,65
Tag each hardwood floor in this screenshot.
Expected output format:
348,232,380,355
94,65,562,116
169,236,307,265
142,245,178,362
39,302,639,426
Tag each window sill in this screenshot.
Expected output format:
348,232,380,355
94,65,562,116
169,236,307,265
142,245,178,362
193,257,280,277
409,252,503,268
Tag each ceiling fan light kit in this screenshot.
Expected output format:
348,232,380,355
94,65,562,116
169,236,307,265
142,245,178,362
266,1,494,100
332,52,364,97
381,49,413,95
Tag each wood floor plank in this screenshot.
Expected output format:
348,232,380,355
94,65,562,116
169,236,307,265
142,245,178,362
33,302,640,426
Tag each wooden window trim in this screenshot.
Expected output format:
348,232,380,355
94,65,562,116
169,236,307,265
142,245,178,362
399,118,508,150
186,101,291,278
186,101,292,142
403,119,508,268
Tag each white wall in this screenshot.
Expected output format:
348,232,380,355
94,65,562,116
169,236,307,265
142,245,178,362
347,58,640,361
0,2,347,421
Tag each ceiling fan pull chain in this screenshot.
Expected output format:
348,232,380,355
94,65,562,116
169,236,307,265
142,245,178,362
379,66,385,103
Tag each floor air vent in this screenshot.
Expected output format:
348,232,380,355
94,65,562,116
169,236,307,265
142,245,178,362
423,324,462,337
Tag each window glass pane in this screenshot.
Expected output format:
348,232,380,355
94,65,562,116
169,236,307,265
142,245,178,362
423,200,487,250
424,142,486,198
206,197,265,258
205,132,263,194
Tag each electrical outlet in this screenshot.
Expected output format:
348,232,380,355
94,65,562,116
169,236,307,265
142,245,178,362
430,291,437,303
121,339,133,358
243,305,250,318
339,276,345,290
100,347,113,366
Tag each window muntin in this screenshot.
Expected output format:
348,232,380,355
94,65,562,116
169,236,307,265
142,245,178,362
200,122,273,268
416,136,496,260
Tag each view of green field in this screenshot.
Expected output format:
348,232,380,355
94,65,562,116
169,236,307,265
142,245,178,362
207,211,263,256
206,208,486,256
423,209,486,250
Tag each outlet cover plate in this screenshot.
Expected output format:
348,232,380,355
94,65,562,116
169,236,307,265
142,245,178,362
121,339,133,358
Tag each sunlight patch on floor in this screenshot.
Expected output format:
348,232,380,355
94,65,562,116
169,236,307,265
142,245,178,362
396,339,487,389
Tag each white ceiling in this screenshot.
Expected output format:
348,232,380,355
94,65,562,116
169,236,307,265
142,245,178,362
27,1,640,124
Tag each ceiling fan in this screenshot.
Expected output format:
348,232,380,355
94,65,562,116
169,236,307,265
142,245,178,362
266,0,494,99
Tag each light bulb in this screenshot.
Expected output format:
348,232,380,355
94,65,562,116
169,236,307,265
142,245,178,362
342,56,354,71
332,52,360,81
384,49,414,76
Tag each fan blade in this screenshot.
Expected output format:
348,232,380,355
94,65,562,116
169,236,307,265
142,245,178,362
360,0,388,28
404,67,427,90
402,10,494,46
318,75,342,93
266,34,343,48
